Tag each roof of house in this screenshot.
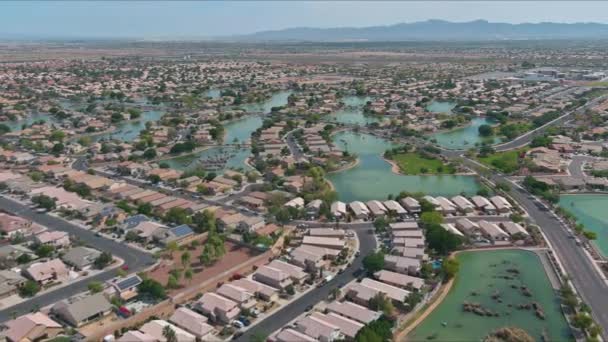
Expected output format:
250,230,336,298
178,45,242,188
268,260,308,280
326,301,382,324
231,278,278,298
374,270,425,290
312,311,364,339
52,293,112,324
216,283,253,304
3,312,62,342
360,277,410,302
197,292,239,313
302,236,345,249
26,259,69,282
275,328,317,342
295,315,340,341
140,320,195,342
61,246,101,269
117,330,157,342
169,307,214,338
111,274,143,291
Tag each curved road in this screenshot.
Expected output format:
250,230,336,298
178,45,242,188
0,196,155,322
235,223,377,341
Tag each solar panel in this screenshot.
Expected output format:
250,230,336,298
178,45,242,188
171,225,194,238
116,275,142,290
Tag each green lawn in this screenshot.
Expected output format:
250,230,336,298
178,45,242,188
393,152,455,175
478,149,525,173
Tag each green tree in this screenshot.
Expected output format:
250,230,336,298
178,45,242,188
167,275,179,289
88,281,104,294
138,278,166,299
478,124,493,137
420,211,444,226
35,244,55,258
94,252,113,269
441,257,460,282
19,280,40,297
184,268,193,283
362,251,385,274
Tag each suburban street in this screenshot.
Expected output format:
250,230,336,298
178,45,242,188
0,196,155,322
235,223,377,341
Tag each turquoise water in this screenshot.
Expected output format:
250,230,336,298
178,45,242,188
205,89,221,99
426,101,457,114
224,116,263,144
3,113,58,131
560,194,608,257
432,117,502,150
163,116,262,172
327,131,480,202
327,96,381,125
410,249,571,342
239,90,292,114
92,110,164,142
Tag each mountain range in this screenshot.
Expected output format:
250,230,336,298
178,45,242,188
234,20,608,42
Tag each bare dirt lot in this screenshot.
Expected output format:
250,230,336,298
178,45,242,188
147,240,262,294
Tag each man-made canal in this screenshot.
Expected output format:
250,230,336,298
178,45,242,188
327,131,480,202
409,249,571,342
92,109,164,142
239,90,292,114
559,194,608,257
432,117,501,150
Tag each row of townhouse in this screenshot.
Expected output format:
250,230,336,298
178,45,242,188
442,218,529,243
423,195,512,215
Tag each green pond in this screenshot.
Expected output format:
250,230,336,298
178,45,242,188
432,117,502,150
559,194,608,257
409,249,571,342
426,101,457,114
326,96,381,125
326,131,480,202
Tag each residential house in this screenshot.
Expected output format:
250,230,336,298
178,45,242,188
374,270,424,291
326,301,381,324
400,197,421,213
194,292,240,324
139,320,196,342
253,266,293,290
24,259,69,285
2,312,62,342
169,308,214,341
61,246,102,271
384,255,421,275
52,293,113,327
0,270,26,299
34,231,70,248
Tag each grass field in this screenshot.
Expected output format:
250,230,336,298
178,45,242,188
393,152,455,175
478,149,525,173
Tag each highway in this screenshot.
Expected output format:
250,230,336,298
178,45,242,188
0,196,155,322
235,223,377,341
457,157,608,336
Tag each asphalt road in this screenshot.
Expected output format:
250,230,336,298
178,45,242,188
0,196,155,322
284,130,305,160
568,155,596,178
235,224,377,341
458,157,608,337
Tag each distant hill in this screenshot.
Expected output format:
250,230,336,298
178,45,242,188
234,20,608,42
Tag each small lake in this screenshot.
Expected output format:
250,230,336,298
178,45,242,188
326,96,381,126
161,115,260,173
432,117,502,150
3,112,58,131
559,194,608,257
326,131,480,202
409,249,571,342
426,101,457,114
92,110,164,142
239,90,292,114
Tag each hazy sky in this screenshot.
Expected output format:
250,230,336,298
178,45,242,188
2,1,608,39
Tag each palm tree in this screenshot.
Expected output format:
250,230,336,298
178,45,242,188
162,325,177,342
